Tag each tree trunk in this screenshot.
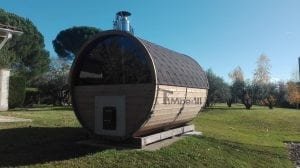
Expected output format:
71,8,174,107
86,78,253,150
268,104,273,109
243,98,252,110
267,98,273,109
227,98,232,107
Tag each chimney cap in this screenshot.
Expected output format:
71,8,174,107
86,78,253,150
116,11,131,17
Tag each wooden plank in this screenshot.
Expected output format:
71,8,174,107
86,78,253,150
136,125,195,147
153,104,201,111
146,114,196,127
158,85,184,91
151,108,200,117
146,118,177,126
152,110,199,117
175,115,197,121
158,85,206,93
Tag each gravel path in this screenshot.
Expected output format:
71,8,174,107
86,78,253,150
288,142,300,168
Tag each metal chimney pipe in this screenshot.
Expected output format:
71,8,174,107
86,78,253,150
113,11,134,34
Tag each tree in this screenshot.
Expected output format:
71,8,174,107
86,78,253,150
229,66,244,82
0,8,50,83
230,79,254,110
33,58,70,106
237,81,254,110
253,54,271,85
251,54,279,109
231,80,245,103
53,26,101,60
0,46,16,69
258,83,278,109
287,82,300,108
205,69,230,107
228,66,245,106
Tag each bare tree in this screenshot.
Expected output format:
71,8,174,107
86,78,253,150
229,66,244,82
253,54,271,85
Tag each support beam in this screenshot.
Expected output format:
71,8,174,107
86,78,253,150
0,24,23,50
0,32,12,50
134,125,195,148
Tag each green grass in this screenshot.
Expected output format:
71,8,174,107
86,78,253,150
0,104,299,167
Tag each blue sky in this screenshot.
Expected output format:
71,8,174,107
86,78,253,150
1,0,300,82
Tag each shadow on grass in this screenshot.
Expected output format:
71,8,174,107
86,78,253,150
0,127,290,167
0,127,112,167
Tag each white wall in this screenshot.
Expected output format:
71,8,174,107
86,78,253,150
0,69,10,111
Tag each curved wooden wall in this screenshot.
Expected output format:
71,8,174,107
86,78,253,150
134,84,207,136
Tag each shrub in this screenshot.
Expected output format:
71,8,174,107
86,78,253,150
205,69,230,107
23,88,40,107
32,59,70,106
9,76,26,108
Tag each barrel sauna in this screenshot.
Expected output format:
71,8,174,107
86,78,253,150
70,30,209,141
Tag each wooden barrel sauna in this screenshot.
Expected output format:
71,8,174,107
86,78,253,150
70,30,209,140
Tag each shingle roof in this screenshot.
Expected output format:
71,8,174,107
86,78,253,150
139,38,209,89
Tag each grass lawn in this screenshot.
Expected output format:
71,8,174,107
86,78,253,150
0,104,299,167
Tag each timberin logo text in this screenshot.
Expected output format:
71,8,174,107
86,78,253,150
159,88,202,105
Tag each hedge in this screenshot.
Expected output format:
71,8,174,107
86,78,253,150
9,76,26,108
23,88,40,107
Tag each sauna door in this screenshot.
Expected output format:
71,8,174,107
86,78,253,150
94,96,125,136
